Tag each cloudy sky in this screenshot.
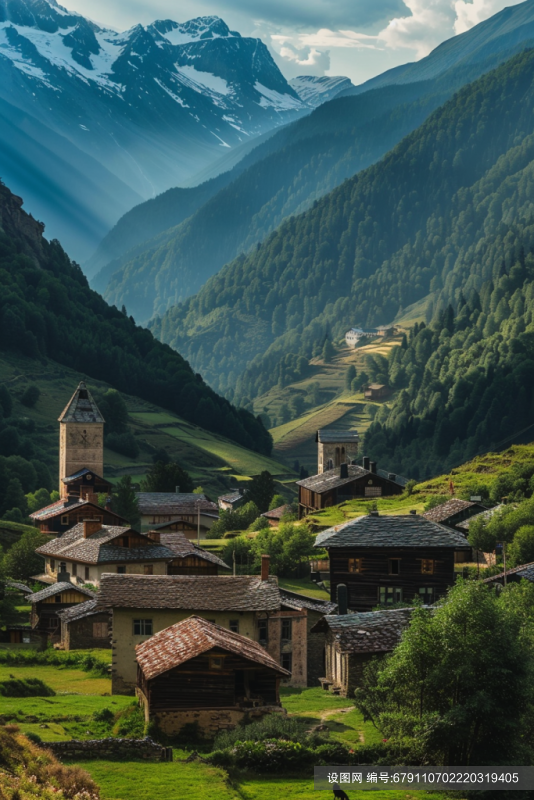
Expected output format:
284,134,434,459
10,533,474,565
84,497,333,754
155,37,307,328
65,0,526,84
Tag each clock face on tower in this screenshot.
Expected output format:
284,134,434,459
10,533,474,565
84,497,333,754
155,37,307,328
67,427,101,448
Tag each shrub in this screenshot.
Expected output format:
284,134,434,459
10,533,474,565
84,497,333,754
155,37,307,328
105,432,139,459
0,677,55,697
213,714,308,750
0,648,109,676
20,385,40,408
93,708,114,723
25,731,42,744
112,704,145,738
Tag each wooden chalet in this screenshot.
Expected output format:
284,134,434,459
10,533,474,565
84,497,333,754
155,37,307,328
29,581,95,643
136,616,290,736
297,461,406,519
315,512,471,612
311,608,415,696
146,530,230,575
364,384,390,400
423,498,489,531
135,493,219,535
58,599,111,650
61,468,112,504
482,562,534,587
260,505,290,527
30,497,127,536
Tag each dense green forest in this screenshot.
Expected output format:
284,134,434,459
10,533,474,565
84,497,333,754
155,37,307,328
0,181,272,457
151,48,534,418
99,35,530,323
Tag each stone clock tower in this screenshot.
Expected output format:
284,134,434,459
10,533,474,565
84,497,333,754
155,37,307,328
58,382,105,497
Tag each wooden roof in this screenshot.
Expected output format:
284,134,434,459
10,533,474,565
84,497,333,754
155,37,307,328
29,582,96,604
136,615,290,680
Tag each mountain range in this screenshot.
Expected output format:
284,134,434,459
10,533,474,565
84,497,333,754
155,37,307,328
0,0,323,260
90,0,534,321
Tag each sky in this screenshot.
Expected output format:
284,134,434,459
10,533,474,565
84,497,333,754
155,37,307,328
63,0,527,84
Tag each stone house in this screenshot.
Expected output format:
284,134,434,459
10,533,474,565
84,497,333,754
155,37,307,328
135,493,219,535
136,616,289,737
29,581,95,642
58,598,111,650
316,429,359,474
30,498,127,536
315,512,472,612
35,520,175,587
218,489,245,511
279,589,337,686
311,608,414,696
345,328,379,348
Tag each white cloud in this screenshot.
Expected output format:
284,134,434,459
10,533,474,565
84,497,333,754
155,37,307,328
453,0,514,34
377,0,456,58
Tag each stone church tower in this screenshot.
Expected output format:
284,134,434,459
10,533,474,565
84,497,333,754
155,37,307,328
316,429,359,474
58,382,105,497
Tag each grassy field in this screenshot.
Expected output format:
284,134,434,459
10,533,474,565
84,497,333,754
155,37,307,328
278,577,330,600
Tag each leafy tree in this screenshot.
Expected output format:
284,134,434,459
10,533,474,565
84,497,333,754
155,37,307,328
269,494,286,511
141,461,193,493
289,394,305,419
208,501,260,538
105,432,139,459
193,486,204,494
98,389,129,435
3,530,49,581
345,365,356,390
110,476,140,528
508,525,534,567
322,338,335,363
2,478,27,517
20,385,40,408
251,523,315,577
244,471,275,513
26,488,51,515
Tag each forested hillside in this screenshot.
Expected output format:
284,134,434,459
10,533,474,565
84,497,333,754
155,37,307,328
0,181,272,456
151,48,534,423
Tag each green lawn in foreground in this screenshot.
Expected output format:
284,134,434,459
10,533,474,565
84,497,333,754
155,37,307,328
0,664,111,695
280,687,352,716
239,779,459,800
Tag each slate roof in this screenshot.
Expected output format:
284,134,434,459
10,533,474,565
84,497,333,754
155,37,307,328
1,580,32,594
136,493,218,516
58,382,105,423
315,514,472,549
30,498,125,523
316,430,359,444
261,505,290,521
158,532,230,570
482,562,534,584
377,469,409,487
62,468,111,486
57,598,106,623
279,589,337,615
36,523,175,564
297,464,369,492
136,615,290,681
423,499,484,524
29,582,96,604
456,504,504,532
218,491,243,504
97,574,281,611
310,608,417,653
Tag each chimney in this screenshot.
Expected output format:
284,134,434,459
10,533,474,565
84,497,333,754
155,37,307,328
410,509,417,516
57,571,70,584
175,486,180,494
362,456,370,471
340,462,349,479
337,584,348,615
261,554,270,581
388,473,397,482
146,531,161,543
370,461,377,474
83,519,102,538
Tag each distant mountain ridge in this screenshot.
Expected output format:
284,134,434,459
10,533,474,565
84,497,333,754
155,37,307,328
289,76,354,107
0,0,308,259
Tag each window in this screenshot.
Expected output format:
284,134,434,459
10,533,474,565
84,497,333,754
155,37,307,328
365,486,382,497
84,567,90,581
117,565,126,574
421,559,434,575
50,559,55,571
281,652,292,672
419,587,434,604
379,587,403,605
143,564,154,575
93,622,108,639
209,655,225,670
229,619,239,633
60,562,67,573
281,619,292,641
71,563,77,577
389,559,401,575
61,515,69,524
258,618,268,645
121,537,129,547
348,558,362,573
54,594,62,604
133,619,153,636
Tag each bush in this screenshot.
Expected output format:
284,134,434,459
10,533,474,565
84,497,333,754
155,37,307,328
105,431,139,459
0,677,55,697
213,714,308,750
249,515,270,531
93,707,115,723
25,731,42,745
112,704,145,738
20,385,40,408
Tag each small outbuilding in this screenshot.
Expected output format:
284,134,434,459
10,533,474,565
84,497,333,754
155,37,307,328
482,562,534,587
136,615,290,737
260,505,290,527
150,531,230,575
58,598,111,650
29,581,96,642
364,384,390,401
423,498,488,530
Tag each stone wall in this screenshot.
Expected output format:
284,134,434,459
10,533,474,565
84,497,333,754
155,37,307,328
45,737,172,761
146,705,285,738
63,613,111,651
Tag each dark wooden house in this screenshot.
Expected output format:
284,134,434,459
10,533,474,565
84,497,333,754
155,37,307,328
315,512,471,612
29,581,96,643
147,531,230,575
61,468,113,504
297,462,406,519
30,498,127,536
311,608,415,696
364,384,390,400
423,498,489,531
58,598,111,650
136,615,290,737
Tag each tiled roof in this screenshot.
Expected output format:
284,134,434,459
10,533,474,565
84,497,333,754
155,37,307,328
423,499,483,524
30,497,83,521
136,493,218,516
456,504,504,531
158,532,230,569
218,491,243,504
261,505,290,520
297,464,369,492
57,598,107,623
63,468,111,486
136,615,290,681
377,469,409,487
482,562,534,584
58,382,104,423
36,523,175,565
1,580,32,594
29,582,96,604
311,608,417,653
316,430,359,444
280,589,337,615
97,574,281,611
367,384,387,390
315,514,472,549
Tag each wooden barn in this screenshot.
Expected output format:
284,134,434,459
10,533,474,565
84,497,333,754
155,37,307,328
311,608,415,697
148,531,230,575
423,498,488,530
58,598,111,650
29,582,95,642
136,616,290,737
316,512,471,612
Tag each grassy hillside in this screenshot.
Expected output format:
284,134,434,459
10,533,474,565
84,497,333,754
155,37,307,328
0,352,293,501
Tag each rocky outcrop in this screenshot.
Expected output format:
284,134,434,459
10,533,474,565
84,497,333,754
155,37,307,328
0,183,45,263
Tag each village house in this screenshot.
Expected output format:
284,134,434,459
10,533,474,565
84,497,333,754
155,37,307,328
482,562,534,587
136,616,290,737
345,328,379,348
260,505,291,527
60,468,113,504
315,512,471,612
34,520,175,586
279,589,337,686
364,384,391,401
135,492,219,535
148,531,230,575
311,607,415,697
218,489,245,511
297,459,406,519
30,498,127,536
28,581,95,643
316,429,359,474
423,498,489,531
58,599,111,650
